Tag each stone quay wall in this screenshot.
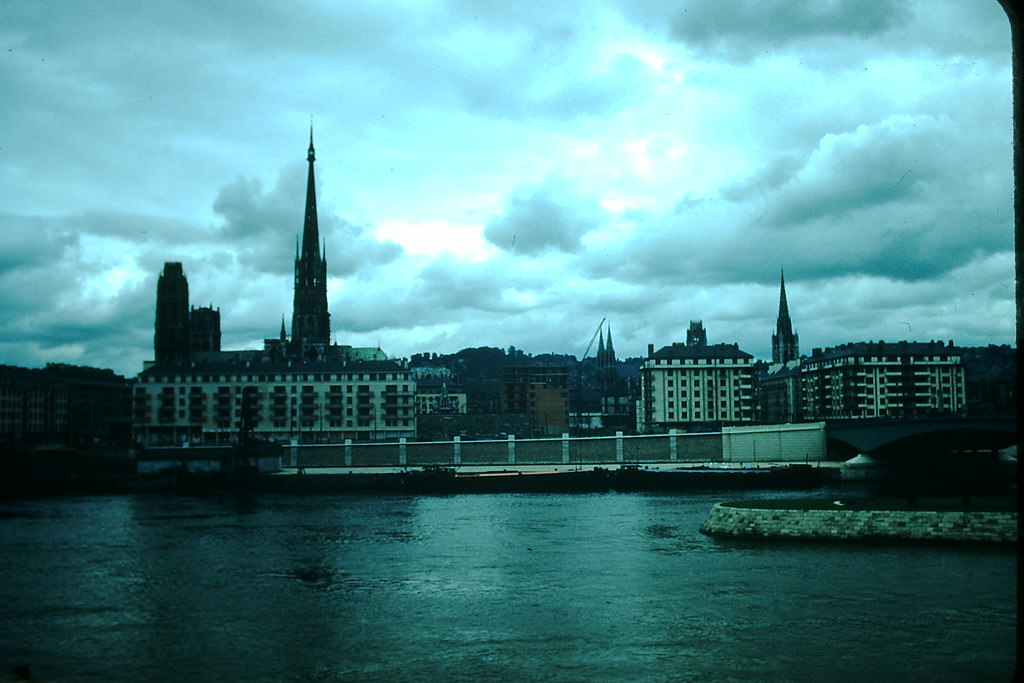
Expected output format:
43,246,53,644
700,503,1017,543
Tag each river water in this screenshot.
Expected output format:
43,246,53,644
0,491,1015,682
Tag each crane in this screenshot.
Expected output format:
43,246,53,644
579,318,606,362
572,318,606,439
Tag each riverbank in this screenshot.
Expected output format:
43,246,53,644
700,497,1018,544
0,463,838,498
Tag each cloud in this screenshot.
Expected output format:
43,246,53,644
672,0,912,44
757,115,951,227
621,0,914,61
0,0,1012,377
485,176,606,254
211,164,403,277
0,215,79,276
583,107,1012,288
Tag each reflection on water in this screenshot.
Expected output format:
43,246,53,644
0,492,1015,682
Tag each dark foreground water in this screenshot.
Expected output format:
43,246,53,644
0,492,1016,682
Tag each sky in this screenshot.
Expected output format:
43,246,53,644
1,1,1015,378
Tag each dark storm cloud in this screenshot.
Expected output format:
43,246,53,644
485,176,604,254
0,215,78,276
669,0,911,42
633,0,913,60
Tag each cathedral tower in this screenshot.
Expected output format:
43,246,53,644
154,262,190,362
771,269,799,364
290,128,331,359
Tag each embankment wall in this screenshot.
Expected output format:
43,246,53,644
700,503,1017,543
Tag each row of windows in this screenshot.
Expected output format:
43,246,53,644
648,358,750,367
804,357,960,370
139,384,414,396
141,372,410,384
159,406,415,419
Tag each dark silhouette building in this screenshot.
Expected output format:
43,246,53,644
686,320,707,347
154,263,222,360
771,269,799,364
189,305,221,353
0,363,131,448
154,262,191,362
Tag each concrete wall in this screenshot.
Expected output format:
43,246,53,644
677,433,724,462
721,422,826,463
700,503,1017,543
286,424,825,469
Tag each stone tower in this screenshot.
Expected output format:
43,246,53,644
154,262,190,362
771,269,799,364
289,128,331,359
189,305,221,353
686,320,707,347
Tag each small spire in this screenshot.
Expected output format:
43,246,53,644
308,122,315,162
280,315,287,341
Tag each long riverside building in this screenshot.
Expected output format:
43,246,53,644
799,340,965,420
133,356,414,445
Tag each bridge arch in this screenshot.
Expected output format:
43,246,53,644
826,417,1017,457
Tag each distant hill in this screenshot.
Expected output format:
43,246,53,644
409,346,639,384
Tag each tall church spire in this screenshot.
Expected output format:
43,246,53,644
301,125,320,264
772,269,799,364
290,127,331,358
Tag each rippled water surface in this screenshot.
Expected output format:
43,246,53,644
0,492,1016,681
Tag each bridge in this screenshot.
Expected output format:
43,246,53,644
826,416,1017,458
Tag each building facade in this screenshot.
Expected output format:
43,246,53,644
799,341,965,420
500,365,570,436
134,358,414,445
1,364,131,447
639,334,755,433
